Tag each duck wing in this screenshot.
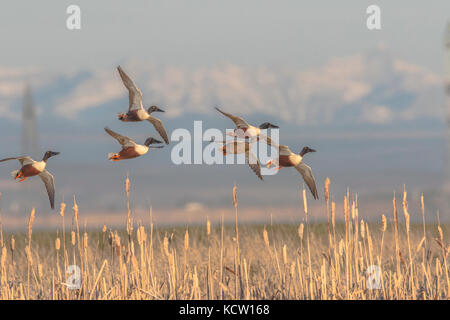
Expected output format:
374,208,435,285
117,66,143,111
215,107,249,129
104,127,135,147
39,170,55,209
147,117,169,144
294,162,318,200
246,150,263,181
0,156,34,165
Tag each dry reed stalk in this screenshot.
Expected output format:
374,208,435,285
393,193,401,276
324,177,331,236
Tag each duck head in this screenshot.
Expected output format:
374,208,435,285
258,122,279,129
42,151,60,162
299,146,316,157
144,137,162,146
147,106,165,114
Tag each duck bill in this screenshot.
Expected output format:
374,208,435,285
155,107,165,112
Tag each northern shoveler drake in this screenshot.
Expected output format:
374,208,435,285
266,144,318,199
105,127,163,161
213,138,263,181
0,151,60,209
116,66,170,144
215,106,278,145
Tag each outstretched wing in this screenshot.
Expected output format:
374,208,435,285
39,170,55,209
104,127,134,147
0,156,34,165
294,162,318,200
117,66,143,111
215,107,250,129
147,117,169,144
246,151,263,181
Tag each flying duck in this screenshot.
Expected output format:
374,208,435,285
105,127,163,161
213,138,263,181
266,144,318,199
116,66,170,144
215,107,278,145
0,151,60,209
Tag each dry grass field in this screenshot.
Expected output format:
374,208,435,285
0,177,449,300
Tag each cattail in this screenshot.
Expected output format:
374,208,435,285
324,177,330,204
137,225,146,245
338,239,345,256
298,223,304,241
405,211,410,234
10,236,15,253
184,228,189,251
73,196,79,222
1,246,6,270
102,225,107,233
25,246,33,265
71,231,76,246
331,202,336,229
28,208,35,241
108,230,114,246
282,244,288,265
55,237,61,251
114,233,121,257
206,217,211,237
263,228,270,249
438,226,443,241
38,263,43,279
60,201,66,217
125,173,130,198
302,186,308,215
83,232,88,248
163,235,169,257
232,185,238,208
360,219,365,239
381,214,387,232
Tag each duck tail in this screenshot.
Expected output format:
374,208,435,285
108,153,119,161
10,170,19,178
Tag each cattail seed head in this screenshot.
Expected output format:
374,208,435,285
184,228,189,251
282,244,288,265
232,185,238,208
163,235,169,257
83,232,88,248
302,186,308,215
298,223,304,241
71,231,76,246
438,226,443,241
10,236,15,252
206,217,211,236
60,202,66,217
324,177,330,204
360,220,365,239
55,237,61,251
125,173,130,198
102,225,107,233
28,208,35,240
73,196,79,222
381,214,387,232
1,246,6,270
263,228,270,249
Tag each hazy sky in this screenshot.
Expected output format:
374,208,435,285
1,1,449,73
